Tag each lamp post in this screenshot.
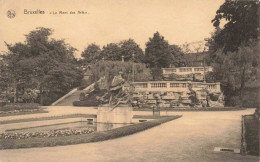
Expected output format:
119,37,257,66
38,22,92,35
132,53,135,82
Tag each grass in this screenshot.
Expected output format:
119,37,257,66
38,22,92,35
0,109,48,117
133,107,246,111
0,115,181,149
243,115,259,156
0,114,97,124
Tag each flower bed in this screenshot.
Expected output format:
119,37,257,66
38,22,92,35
0,128,95,140
0,115,181,149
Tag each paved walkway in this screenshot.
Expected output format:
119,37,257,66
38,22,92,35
0,108,257,162
0,106,98,122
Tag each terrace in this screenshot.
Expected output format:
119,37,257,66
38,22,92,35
133,81,221,93
162,66,213,75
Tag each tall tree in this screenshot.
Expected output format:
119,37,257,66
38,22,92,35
213,42,259,105
208,0,259,106
81,43,101,64
100,43,121,61
144,32,172,68
169,44,184,67
5,27,83,105
119,39,144,63
211,0,259,53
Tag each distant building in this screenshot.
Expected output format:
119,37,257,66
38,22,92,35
162,66,213,75
181,52,210,67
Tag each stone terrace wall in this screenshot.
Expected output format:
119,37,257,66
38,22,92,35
131,89,224,108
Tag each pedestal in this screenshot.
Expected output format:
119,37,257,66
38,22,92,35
97,104,133,124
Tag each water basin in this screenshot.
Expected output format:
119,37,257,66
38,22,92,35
6,121,132,133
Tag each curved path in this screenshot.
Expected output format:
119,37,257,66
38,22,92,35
0,109,258,162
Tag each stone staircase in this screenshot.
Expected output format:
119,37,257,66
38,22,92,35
54,90,86,106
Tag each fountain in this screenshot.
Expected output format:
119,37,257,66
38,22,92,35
97,71,133,124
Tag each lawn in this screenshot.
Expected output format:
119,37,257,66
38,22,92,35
0,115,181,149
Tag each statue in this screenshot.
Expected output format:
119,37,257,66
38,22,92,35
97,71,132,109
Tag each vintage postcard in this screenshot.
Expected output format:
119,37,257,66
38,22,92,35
0,0,259,161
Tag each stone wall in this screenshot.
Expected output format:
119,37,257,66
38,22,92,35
131,89,224,108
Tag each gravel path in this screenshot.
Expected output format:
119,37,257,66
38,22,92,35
0,108,257,162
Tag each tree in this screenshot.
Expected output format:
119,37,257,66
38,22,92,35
169,44,184,67
207,0,260,106
81,43,101,64
205,27,222,60
211,0,259,53
100,43,121,61
89,61,152,87
5,27,83,105
144,32,172,68
119,39,144,63
213,42,259,105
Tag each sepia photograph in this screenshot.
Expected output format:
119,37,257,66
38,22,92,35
0,0,259,161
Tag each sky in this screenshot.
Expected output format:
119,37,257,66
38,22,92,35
0,0,224,58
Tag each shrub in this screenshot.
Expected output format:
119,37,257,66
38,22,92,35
73,100,100,106
79,92,87,101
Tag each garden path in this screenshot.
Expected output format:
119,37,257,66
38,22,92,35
0,109,258,162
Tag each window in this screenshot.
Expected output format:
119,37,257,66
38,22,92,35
182,83,186,88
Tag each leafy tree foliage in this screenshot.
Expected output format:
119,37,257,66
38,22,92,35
119,39,144,63
144,32,172,68
95,39,144,63
100,43,121,61
81,43,101,64
144,32,183,80
169,44,184,67
211,0,259,53
3,27,83,105
89,61,152,86
213,43,259,105
208,0,259,106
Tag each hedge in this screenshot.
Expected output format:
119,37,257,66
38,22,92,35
0,103,40,111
